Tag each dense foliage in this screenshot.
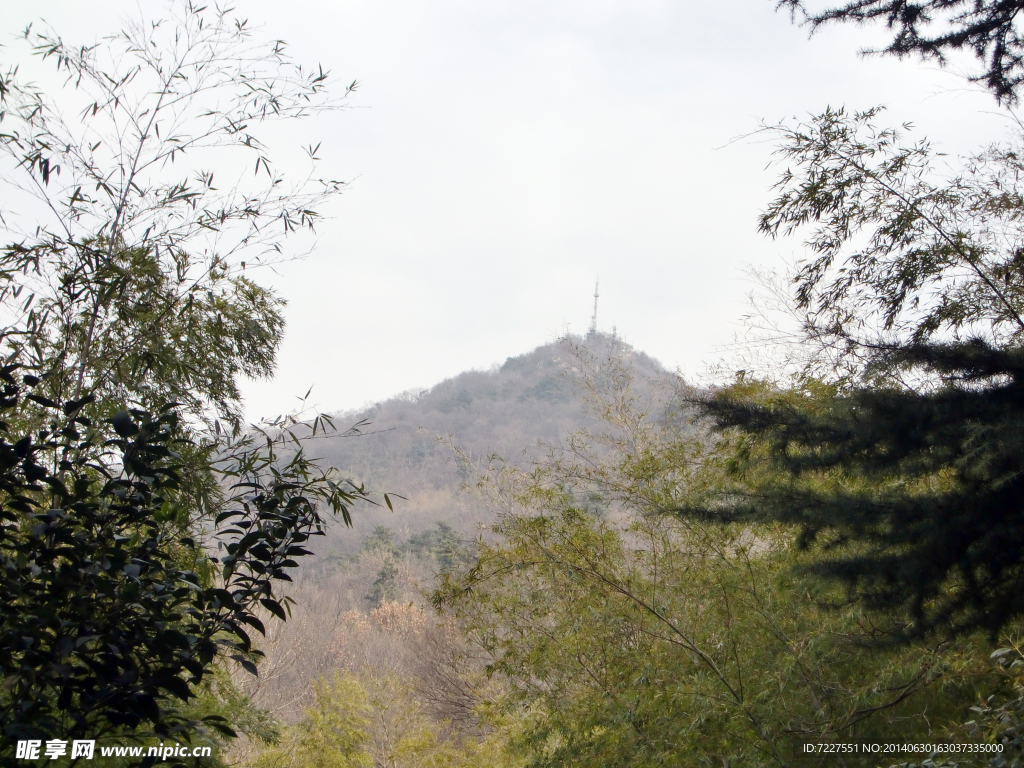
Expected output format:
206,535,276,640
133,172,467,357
0,2,373,760
686,102,1024,645
689,342,1024,639
0,366,370,759
432,347,997,767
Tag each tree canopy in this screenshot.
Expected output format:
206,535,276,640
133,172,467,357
0,3,353,428
0,3,375,760
433,344,993,766
0,373,368,753
779,0,1024,104
672,101,1024,642
757,106,1024,378
691,341,1024,639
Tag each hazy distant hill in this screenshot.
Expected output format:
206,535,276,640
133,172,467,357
311,332,671,555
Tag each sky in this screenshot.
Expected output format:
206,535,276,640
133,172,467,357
1,0,1014,420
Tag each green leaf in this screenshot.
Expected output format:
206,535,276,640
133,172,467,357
259,597,287,622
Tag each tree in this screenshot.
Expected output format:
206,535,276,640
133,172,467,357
254,671,374,768
778,0,1024,104
754,106,1024,382
0,371,371,757
435,343,987,766
0,2,378,757
691,342,1024,639
0,2,354,428
253,667,519,768
686,106,1024,638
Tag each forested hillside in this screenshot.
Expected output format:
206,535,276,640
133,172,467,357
219,332,694,765
311,331,665,553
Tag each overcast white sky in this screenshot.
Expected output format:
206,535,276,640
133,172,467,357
2,0,1013,420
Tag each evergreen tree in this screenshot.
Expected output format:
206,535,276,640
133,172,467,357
778,0,1024,104
689,340,1024,638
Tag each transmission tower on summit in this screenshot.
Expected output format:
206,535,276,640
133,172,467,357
588,280,599,338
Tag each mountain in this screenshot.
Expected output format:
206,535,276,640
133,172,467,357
238,333,676,723
310,332,672,556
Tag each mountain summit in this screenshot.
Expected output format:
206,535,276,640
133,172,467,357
314,333,670,549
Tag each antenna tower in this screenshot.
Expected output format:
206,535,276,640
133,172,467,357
588,280,599,338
